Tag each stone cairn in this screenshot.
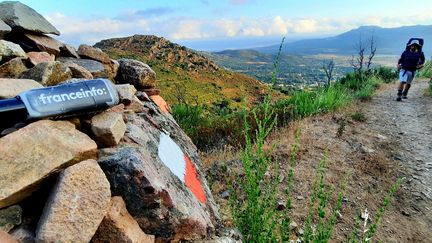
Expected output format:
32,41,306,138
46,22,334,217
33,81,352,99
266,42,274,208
0,2,240,242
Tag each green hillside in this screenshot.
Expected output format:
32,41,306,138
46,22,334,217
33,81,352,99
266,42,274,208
94,35,270,107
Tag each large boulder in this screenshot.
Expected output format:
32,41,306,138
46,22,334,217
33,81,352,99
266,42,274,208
98,100,220,241
27,51,55,66
77,44,111,64
0,1,60,35
117,59,156,89
0,40,26,63
58,57,110,79
13,33,62,56
0,120,97,208
36,159,111,243
0,57,28,78
91,197,155,243
0,78,43,99
20,61,72,86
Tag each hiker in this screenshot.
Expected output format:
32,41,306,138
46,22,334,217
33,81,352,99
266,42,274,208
396,38,425,101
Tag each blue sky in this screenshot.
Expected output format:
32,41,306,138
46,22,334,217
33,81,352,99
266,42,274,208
13,0,432,50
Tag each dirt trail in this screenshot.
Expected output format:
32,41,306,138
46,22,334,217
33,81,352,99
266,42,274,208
365,79,432,220
203,79,432,242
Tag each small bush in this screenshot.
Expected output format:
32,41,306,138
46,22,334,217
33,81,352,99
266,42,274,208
350,111,367,122
373,67,398,83
419,60,432,78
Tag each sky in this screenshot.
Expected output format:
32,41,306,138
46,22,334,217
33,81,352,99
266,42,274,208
12,0,432,50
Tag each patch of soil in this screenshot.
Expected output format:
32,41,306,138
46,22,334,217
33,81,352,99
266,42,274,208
202,80,432,242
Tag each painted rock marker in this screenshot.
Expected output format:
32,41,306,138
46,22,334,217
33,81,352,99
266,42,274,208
157,133,206,203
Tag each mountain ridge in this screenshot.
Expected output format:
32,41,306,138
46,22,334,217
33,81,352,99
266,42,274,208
254,25,432,55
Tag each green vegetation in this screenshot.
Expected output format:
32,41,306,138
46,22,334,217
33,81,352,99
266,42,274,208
173,70,386,151
350,111,367,122
419,60,432,78
303,153,348,243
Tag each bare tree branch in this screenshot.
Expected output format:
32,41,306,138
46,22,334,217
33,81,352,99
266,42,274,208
365,35,377,71
322,59,335,86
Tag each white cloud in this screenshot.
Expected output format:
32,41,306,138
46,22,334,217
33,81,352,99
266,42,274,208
45,12,432,46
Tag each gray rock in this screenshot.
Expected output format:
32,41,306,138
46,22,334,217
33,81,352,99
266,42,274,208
36,160,111,243
0,120,97,208
59,44,79,58
117,59,156,88
0,19,11,38
91,111,126,147
115,84,137,105
64,62,93,79
0,58,28,79
91,197,155,243
77,44,110,64
276,200,286,211
0,78,43,99
97,104,220,241
17,33,62,56
0,40,26,62
221,190,230,199
20,61,72,86
289,221,298,231
58,57,109,78
0,1,60,35
0,205,22,232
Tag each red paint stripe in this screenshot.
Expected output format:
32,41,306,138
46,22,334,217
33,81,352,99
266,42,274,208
184,155,206,203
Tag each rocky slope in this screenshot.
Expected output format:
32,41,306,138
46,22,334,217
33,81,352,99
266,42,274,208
94,35,267,107
0,2,237,242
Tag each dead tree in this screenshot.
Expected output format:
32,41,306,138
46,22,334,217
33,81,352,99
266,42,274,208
365,35,377,72
350,34,377,84
322,59,335,86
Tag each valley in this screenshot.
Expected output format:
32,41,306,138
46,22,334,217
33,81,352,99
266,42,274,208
205,49,398,89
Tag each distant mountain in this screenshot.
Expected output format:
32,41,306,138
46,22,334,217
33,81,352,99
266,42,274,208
95,35,267,107
255,25,432,55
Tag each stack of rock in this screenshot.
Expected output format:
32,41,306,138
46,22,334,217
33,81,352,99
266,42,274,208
0,2,239,242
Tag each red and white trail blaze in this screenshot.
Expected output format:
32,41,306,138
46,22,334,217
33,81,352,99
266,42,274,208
157,133,207,203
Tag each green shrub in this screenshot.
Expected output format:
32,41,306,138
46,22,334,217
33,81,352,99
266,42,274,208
283,84,352,119
350,111,367,122
373,67,398,83
419,60,432,78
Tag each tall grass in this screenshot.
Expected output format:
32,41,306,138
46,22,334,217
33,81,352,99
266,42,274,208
230,38,286,241
173,71,384,151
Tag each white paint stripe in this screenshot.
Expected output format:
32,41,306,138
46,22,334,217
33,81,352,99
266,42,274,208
158,133,186,181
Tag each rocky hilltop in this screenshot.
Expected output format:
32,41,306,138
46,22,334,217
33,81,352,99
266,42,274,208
96,35,220,73
0,2,238,242
95,35,266,107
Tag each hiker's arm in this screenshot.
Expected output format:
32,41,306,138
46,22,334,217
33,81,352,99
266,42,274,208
397,52,404,69
417,52,426,69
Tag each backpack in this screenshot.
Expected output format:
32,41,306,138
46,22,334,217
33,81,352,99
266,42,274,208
400,38,425,71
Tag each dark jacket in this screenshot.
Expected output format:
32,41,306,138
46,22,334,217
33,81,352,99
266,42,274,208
398,50,425,71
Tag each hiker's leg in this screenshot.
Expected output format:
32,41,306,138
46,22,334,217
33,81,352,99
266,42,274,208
402,71,414,98
397,69,407,101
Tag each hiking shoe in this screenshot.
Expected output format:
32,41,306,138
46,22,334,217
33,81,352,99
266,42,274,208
396,97,402,101
402,95,407,99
